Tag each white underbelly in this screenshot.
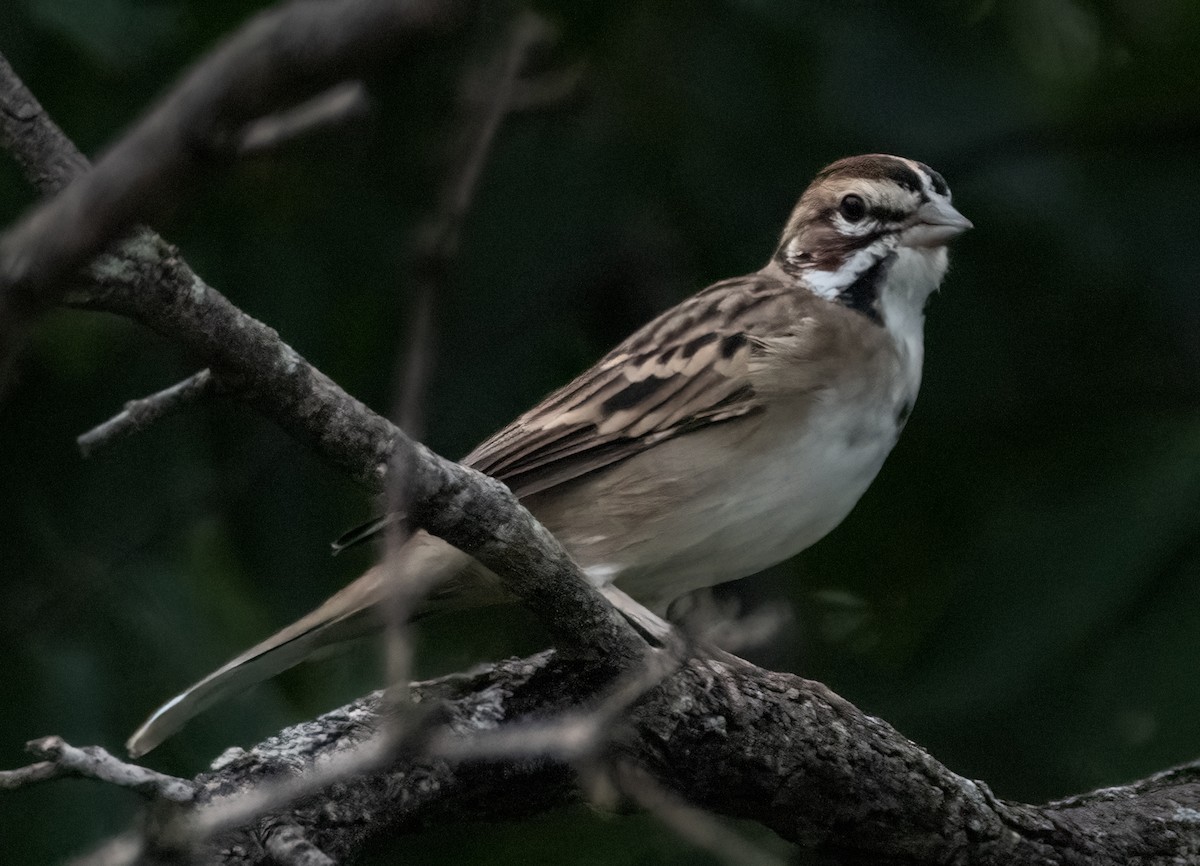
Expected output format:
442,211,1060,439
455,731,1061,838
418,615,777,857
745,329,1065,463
594,394,908,609
702,407,896,571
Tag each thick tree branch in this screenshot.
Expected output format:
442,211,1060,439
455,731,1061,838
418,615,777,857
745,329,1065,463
0,54,90,197
69,224,643,666
62,650,1198,866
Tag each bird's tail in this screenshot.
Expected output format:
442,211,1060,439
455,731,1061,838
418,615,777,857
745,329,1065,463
126,533,493,758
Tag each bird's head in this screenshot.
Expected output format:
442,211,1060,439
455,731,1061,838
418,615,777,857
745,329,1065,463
775,154,972,320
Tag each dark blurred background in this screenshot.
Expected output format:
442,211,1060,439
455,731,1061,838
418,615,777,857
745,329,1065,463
3,0,1200,862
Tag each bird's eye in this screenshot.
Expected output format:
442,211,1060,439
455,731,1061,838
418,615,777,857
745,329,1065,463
839,194,867,223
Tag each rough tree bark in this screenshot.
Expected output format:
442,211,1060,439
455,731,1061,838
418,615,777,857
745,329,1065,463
185,652,1200,866
2,2,1199,865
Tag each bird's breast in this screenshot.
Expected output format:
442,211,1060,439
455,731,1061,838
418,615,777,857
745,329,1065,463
700,377,911,566
549,362,916,611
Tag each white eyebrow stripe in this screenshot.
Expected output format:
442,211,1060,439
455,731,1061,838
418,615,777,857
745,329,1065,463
904,158,951,203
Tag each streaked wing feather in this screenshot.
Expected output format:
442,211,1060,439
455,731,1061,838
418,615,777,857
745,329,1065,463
464,273,796,497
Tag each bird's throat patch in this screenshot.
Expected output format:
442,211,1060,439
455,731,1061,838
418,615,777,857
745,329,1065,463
837,254,893,325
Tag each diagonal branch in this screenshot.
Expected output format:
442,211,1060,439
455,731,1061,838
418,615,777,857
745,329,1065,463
78,368,214,457
0,0,470,385
235,81,372,157
0,53,90,197
0,737,194,803
0,18,646,665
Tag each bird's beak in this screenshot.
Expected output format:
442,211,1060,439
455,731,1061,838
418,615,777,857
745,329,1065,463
900,199,973,249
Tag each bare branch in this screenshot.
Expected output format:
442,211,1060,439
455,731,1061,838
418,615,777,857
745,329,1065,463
0,758,60,790
0,52,89,196
0,37,646,665
60,650,1200,866
236,81,371,156
77,369,214,457
0,737,195,802
69,208,641,669
0,0,470,384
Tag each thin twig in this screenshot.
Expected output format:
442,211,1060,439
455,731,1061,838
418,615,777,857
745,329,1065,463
0,736,195,802
392,287,435,442
0,759,60,789
237,81,372,156
388,9,551,430
411,9,550,268
77,369,214,457
375,7,556,734
377,525,428,722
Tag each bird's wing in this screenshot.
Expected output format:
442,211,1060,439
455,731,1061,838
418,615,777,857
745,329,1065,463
329,272,806,553
464,273,799,497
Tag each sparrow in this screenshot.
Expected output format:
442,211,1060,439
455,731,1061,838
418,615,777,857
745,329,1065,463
127,154,971,757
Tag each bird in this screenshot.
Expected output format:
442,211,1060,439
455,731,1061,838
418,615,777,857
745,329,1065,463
127,154,971,757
